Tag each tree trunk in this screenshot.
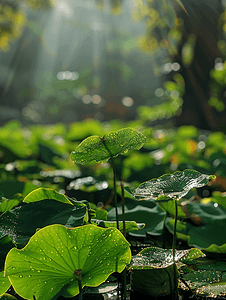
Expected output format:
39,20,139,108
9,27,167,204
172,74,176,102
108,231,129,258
175,0,225,131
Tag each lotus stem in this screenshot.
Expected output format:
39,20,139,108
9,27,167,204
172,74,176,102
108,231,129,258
102,138,119,230
111,157,119,230
172,198,178,261
172,198,179,300
120,181,126,237
78,278,83,300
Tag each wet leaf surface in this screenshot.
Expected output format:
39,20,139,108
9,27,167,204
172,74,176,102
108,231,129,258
0,271,11,296
93,220,145,234
181,269,222,289
0,200,87,246
85,282,118,294
23,188,73,205
133,170,214,200
70,128,146,165
130,247,190,269
5,224,131,300
196,282,226,297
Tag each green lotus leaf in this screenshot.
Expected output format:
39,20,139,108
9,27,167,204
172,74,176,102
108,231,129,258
159,200,187,218
93,220,145,234
133,170,215,201
5,224,131,300
70,128,146,165
23,188,73,205
0,236,15,270
165,218,189,241
202,244,226,254
131,265,177,297
0,194,23,214
196,282,226,297
0,200,87,246
188,219,226,254
107,198,166,237
202,191,226,210
129,247,189,297
130,247,190,270
0,181,37,198
183,201,226,224
181,269,222,289
0,271,11,296
179,248,205,264
197,261,226,272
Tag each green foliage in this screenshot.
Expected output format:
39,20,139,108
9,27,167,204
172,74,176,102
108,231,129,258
23,187,73,205
70,128,146,165
133,170,214,201
0,271,11,296
5,224,131,300
1,120,226,299
107,198,166,237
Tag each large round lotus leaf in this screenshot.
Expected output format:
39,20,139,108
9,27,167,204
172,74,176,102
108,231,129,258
5,224,131,300
133,170,214,201
196,282,226,297
183,201,226,224
131,265,176,296
0,200,87,246
70,128,146,165
0,271,11,296
130,247,190,270
188,219,226,253
23,188,73,205
181,269,222,289
0,181,37,198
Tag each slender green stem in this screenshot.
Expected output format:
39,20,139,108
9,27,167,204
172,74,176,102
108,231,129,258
111,157,119,230
78,278,83,300
162,213,167,249
172,199,178,261
120,182,126,237
120,268,127,300
101,138,119,230
172,198,179,300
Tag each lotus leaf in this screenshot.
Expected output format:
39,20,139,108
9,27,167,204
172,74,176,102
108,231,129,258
5,224,131,300
130,247,190,297
196,282,226,297
0,194,23,214
70,127,146,165
133,170,214,201
93,220,145,234
107,198,166,237
181,269,222,289
0,200,87,246
0,271,10,296
23,188,73,205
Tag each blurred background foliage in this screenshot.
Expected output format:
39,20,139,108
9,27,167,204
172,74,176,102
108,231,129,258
1,0,226,132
